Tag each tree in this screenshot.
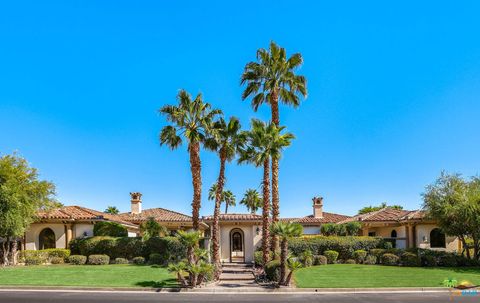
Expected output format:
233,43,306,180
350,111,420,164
140,217,168,240
241,41,307,253
239,119,294,265
285,258,303,286
0,153,58,265
175,230,203,287
423,172,480,260
104,206,120,215
207,184,237,214
93,221,128,237
270,221,303,285
357,202,403,215
159,90,222,230
240,189,263,214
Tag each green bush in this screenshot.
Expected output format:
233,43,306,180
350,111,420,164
42,248,71,260
314,255,328,266
353,249,367,264
265,260,281,282
344,222,362,236
323,250,339,264
67,255,87,265
381,253,399,266
114,258,129,264
143,236,186,263
437,254,457,267
383,241,393,249
25,256,43,265
289,236,382,260
344,259,356,264
369,248,386,259
300,250,314,267
19,250,47,264
132,256,145,265
88,254,110,265
364,255,377,265
148,253,163,265
93,221,128,237
50,256,64,264
400,252,421,267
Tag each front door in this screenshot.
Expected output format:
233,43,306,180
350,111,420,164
230,229,244,263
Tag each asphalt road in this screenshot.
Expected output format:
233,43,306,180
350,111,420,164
0,290,478,303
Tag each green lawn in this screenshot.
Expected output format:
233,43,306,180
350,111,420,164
294,264,480,288
0,264,177,288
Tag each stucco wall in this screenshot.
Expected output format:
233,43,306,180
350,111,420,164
219,224,262,263
25,223,67,250
416,224,458,252
365,225,407,249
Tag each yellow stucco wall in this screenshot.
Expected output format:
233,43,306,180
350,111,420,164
219,223,262,263
416,224,459,252
25,223,67,250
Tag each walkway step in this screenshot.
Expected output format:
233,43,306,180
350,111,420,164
222,263,253,268
219,273,254,281
221,268,252,273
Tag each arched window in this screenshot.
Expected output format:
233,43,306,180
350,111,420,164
232,232,242,252
430,228,446,248
391,230,397,238
39,228,56,249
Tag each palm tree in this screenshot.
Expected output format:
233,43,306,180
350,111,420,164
167,261,188,287
176,230,201,266
240,189,263,214
270,221,303,285
104,206,119,214
241,41,307,253
239,119,294,265
285,258,303,286
222,190,236,214
159,90,221,230
204,116,244,276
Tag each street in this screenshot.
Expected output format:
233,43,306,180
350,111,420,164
0,290,477,303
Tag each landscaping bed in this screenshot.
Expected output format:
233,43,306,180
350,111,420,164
0,264,177,288
294,264,480,288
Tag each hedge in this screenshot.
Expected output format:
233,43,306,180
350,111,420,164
88,254,110,265
265,260,281,282
20,249,71,264
93,221,128,237
69,236,185,264
289,236,383,260
68,255,87,265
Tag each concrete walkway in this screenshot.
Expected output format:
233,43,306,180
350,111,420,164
215,263,258,288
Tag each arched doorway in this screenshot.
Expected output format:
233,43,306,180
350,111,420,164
430,228,446,248
39,228,56,249
390,229,397,248
230,229,244,263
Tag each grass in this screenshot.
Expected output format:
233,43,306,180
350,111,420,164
294,264,480,288
0,264,177,288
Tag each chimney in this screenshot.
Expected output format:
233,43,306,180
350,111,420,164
130,192,142,214
312,196,323,218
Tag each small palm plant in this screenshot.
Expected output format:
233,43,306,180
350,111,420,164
176,230,201,265
167,261,188,287
240,189,263,214
285,258,303,286
270,221,303,285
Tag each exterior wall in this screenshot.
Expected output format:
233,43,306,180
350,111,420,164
362,225,407,249
303,226,321,235
25,223,67,250
73,224,94,238
416,224,459,252
219,223,262,263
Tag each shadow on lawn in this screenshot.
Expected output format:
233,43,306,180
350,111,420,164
135,279,178,288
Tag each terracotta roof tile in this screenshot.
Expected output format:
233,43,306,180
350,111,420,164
338,207,425,223
202,213,262,222
119,208,193,223
37,206,137,227
280,212,351,224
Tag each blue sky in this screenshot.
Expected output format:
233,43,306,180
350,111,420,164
1,1,479,217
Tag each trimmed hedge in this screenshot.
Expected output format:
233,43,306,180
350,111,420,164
88,254,110,265
68,255,87,265
324,250,339,264
114,258,129,264
364,255,377,265
400,252,421,267
50,257,65,264
25,256,43,266
381,253,399,266
353,249,367,264
132,256,145,265
20,249,71,264
314,255,328,266
289,236,383,260
345,259,356,264
93,221,128,237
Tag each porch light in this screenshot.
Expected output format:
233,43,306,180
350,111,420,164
256,227,260,235
423,236,428,243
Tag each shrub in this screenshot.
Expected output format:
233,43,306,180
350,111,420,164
400,252,421,267
345,259,356,264
437,254,457,267
344,222,362,236
254,251,264,266
300,250,314,267
25,256,43,265
320,223,337,236
67,255,87,265
324,250,339,264
314,255,328,266
132,256,145,265
114,258,129,264
148,253,163,265
369,248,386,258
422,255,437,267
353,249,367,264
19,250,47,264
50,257,65,264
289,236,382,260
381,253,399,266
364,255,377,265
143,236,186,263
42,248,71,260
383,241,393,249
93,221,128,237
265,260,281,282
88,254,110,265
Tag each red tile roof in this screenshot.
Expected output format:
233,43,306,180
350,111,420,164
338,207,425,224
119,208,194,223
37,206,137,227
202,213,262,222
202,212,350,225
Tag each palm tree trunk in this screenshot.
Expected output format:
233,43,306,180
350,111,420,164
212,149,226,279
262,158,271,266
285,271,294,286
188,142,202,230
280,238,288,285
270,90,280,255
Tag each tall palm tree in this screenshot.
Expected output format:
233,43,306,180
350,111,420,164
240,189,263,214
104,206,119,214
159,90,221,230
204,116,244,276
241,41,307,252
270,221,303,285
207,184,237,214
239,119,294,265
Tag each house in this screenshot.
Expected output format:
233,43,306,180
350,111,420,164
24,193,460,263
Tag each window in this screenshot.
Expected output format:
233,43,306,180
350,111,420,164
39,228,56,249
368,232,376,237
430,228,446,248
391,230,397,238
